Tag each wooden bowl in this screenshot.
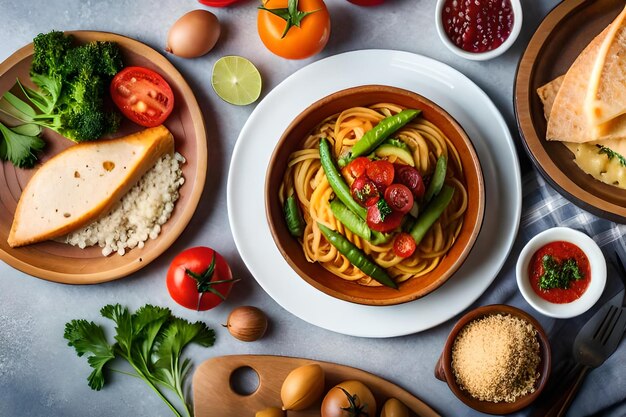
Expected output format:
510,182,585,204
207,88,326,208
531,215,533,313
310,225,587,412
515,0,626,222
0,31,207,284
265,85,484,306
434,304,551,415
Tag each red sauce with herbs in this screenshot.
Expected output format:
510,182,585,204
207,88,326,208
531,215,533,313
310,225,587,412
442,0,514,53
528,241,591,304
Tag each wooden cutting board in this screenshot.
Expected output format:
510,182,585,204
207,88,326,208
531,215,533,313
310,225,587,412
192,355,440,417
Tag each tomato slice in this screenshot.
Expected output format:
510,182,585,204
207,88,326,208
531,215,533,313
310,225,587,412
346,157,371,178
366,203,403,232
393,233,417,258
384,184,414,214
110,66,175,127
395,164,425,199
366,160,395,191
350,175,379,207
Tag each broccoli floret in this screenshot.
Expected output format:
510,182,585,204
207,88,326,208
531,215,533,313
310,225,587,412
3,31,124,143
31,31,73,76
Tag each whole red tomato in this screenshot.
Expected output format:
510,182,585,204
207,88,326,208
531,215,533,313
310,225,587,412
258,0,331,59
166,247,238,311
198,0,241,6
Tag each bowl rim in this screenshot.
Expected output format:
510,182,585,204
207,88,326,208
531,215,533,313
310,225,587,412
434,0,523,61
515,227,607,318
439,304,551,414
264,84,485,306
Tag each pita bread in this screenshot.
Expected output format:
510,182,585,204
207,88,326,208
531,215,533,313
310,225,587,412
585,6,626,126
538,74,626,189
546,25,626,143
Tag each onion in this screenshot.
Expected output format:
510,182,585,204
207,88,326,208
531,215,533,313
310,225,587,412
225,306,268,342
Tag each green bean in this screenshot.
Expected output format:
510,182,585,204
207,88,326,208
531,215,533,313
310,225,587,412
317,222,397,289
342,109,420,166
319,138,367,219
424,155,447,204
410,185,455,245
284,194,305,237
330,199,371,241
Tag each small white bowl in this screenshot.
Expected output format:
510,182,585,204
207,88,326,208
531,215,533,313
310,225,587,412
516,227,606,319
435,0,523,61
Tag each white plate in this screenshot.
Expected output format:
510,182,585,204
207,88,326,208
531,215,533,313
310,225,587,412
227,50,521,338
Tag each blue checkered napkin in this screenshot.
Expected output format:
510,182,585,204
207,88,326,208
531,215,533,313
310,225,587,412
518,170,626,417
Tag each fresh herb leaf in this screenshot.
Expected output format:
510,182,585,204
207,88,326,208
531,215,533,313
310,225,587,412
63,319,115,391
597,144,626,167
64,304,215,417
377,199,392,222
538,255,584,290
259,0,319,38
0,121,45,168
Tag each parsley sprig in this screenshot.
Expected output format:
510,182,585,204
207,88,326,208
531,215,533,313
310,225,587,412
538,255,583,291
596,144,626,167
64,304,215,417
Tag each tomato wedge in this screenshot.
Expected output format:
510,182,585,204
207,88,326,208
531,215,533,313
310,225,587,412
346,157,371,178
394,233,417,258
351,175,379,207
366,203,403,232
384,184,414,214
366,160,395,191
110,66,175,127
395,164,425,199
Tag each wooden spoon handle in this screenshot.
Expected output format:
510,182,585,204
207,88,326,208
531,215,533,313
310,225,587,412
530,364,590,417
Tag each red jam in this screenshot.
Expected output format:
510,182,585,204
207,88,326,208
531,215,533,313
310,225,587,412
442,0,514,53
528,241,591,304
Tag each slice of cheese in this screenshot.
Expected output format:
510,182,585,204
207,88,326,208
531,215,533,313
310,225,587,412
546,25,626,143
585,6,626,126
8,125,174,248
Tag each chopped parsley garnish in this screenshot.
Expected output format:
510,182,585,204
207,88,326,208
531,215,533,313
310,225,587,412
377,198,392,221
596,145,626,167
538,255,583,290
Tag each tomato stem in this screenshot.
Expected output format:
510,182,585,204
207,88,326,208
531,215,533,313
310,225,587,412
258,0,320,39
184,253,240,311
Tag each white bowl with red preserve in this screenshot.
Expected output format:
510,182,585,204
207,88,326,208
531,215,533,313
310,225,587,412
435,0,523,61
516,227,606,319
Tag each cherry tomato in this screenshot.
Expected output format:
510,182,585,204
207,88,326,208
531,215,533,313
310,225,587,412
366,203,403,232
384,184,414,214
393,233,417,258
110,67,175,128
198,0,240,6
395,164,425,199
166,247,238,311
351,175,380,207
346,157,371,178
347,0,385,5
366,160,395,191
257,0,331,59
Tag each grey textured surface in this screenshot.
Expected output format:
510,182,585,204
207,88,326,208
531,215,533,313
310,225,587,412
2,1,611,417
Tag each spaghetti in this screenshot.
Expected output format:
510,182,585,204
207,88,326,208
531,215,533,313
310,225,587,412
279,103,469,287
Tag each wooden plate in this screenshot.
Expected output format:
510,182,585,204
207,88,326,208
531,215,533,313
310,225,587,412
0,31,207,284
192,354,440,417
515,0,626,223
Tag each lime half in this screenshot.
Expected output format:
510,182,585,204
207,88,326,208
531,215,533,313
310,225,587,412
211,56,262,106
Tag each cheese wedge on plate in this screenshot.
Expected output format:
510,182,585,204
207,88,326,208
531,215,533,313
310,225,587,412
8,125,174,248
585,6,626,126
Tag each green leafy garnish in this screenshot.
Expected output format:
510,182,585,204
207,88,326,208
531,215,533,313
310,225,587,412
258,0,319,38
0,121,45,168
377,198,392,222
596,144,626,167
538,255,584,290
64,304,215,417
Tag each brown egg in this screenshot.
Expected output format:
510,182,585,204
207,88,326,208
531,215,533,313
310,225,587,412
166,10,220,58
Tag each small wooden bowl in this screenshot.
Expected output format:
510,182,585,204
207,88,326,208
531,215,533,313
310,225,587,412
434,304,551,415
265,85,484,306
